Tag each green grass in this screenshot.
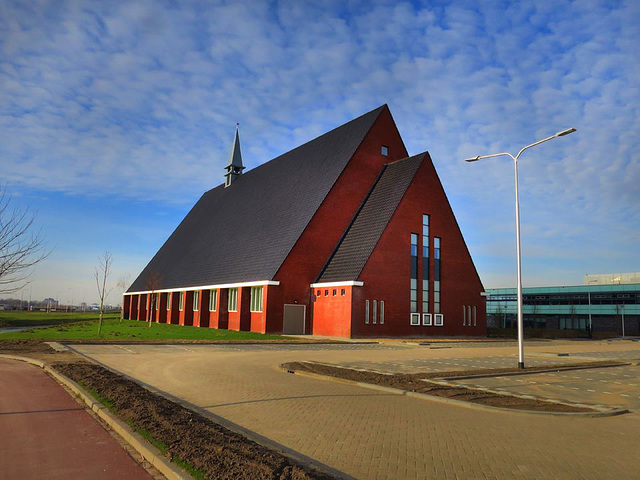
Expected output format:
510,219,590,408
0,311,120,327
0,317,290,341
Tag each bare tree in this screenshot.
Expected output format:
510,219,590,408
144,271,162,327
95,252,114,335
116,273,131,322
0,186,49,293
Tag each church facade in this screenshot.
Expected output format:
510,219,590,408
122,105,486,338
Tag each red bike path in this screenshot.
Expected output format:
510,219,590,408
0,358,151,479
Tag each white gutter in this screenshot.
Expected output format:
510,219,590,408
125,280,280,296
310,281,364,288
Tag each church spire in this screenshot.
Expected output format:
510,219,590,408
224,123,245,187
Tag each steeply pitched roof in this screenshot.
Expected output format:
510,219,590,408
316,153,425,283
226,126,244,170
128,105,386,293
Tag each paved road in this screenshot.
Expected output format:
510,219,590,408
0,358,151,480
72,340,640,480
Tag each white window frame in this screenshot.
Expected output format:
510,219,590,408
250,286,263,313
434,313,444,326
193,291,199,311
422,313,432,326
473,306,477,326
463,305,467,326
209,289,217,312
365,300,370,324
179,292,184,311
380,301,384,325
373,300,377,325
155,293,160,310
166,293,171,311
410,313,420,326
228,288,238,312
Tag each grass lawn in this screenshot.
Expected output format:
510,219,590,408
0,311,120,328
0,317,291,341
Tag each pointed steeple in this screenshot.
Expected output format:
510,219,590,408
224,124,245,187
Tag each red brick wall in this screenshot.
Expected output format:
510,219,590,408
178,291,194,326
311,286,353,337
351,154,486,338
273,106,408,334
250,286,267,333
157,293,168,323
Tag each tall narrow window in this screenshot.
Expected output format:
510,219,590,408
166,293,171,311
434,237,441,313
250,286,263,313
463,305,466,326
209,289,217,312
193,291,199,311
373,300,377,324
422,214,430,314
473,306,477,326
228,288,238,312
380,301,384,325
156,293,160,310
179,292,184,311
410,233,418,313
365,300,370,324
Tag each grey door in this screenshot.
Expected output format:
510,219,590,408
283,305,305,334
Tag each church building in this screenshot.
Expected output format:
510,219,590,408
122,105,486,338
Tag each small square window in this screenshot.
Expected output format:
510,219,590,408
381,145,389,156
332,289,337,296
410,313,420,326
422,313,432,326
434,314,444,326
316,290,321,297
341,289,346,296
325,290,329,296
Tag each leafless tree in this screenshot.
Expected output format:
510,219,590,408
0,186,49,293
95,251,114,335
116,273,131,322
144,271,162,327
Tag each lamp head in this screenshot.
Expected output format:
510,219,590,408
464,156,481,162
555,128,576,137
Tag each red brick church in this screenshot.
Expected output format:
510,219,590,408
122,105,486,338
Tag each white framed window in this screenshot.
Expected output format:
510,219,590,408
179,292,184,311
380,301,384,324
473,306,477,326
250,286,263,313
463,305,467,326
193,291,199,311
365,300,370,324
209,289,217,312
422,313,432,326
434,314,444,326
228,288,238,312
373,300,377,324
166,293,171,311
410,313,420,326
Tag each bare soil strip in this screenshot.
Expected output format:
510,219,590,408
53,362,338,480
281,361,624,413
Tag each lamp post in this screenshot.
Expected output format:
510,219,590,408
465,128,576,369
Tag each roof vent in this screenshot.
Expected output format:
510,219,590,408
224,124,245,187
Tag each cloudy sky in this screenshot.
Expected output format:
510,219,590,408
1,0,638,305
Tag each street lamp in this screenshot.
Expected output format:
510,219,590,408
465,127,576,369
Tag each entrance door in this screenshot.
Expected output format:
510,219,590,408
283,304,306,334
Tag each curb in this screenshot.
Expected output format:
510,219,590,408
439,362,630,381
45,366,193,480
0,354,45,368
281,365,629,418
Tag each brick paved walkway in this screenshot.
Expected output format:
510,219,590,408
73,341,640,480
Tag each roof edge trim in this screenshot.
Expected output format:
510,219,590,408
125,280,280,295
310,281,364,288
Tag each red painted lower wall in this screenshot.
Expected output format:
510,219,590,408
311,286,352,337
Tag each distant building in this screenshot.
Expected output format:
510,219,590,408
123,105,485,338
487,276,640,336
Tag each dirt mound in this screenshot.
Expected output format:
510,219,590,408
54,362,337,480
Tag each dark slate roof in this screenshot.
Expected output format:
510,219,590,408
316,153,426,283
128,105,386,292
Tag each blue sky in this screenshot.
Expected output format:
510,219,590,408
1,0,638,305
